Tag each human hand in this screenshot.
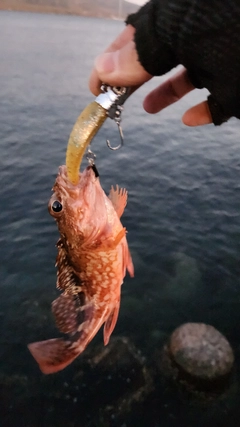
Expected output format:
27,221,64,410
89,25,212,126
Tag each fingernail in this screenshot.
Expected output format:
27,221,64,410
95,52,115,74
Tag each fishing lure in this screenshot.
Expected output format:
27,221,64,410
66,84,131,184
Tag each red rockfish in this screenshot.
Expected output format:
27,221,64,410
28,165,134,374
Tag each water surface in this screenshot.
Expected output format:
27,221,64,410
1,10,240,427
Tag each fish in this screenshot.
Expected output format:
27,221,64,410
28,164,134,374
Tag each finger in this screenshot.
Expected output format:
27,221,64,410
89,25,136,95
89,25,151,95
182,101,213,126
143,68,194,113
94,41,151,87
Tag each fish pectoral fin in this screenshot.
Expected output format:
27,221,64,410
97,228,126,251
28,338,80,374
103,300,120,346
52,292,94,334
52,293,79,334
108,185,128,218
114,228,126,246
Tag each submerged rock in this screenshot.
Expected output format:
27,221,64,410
158,323,234,396
169,323,234,380
0,337,153,427
73,336,154,425
163,252,202,302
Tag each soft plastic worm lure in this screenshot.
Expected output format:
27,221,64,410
65,85,131,185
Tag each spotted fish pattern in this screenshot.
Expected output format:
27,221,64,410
28,165,134,374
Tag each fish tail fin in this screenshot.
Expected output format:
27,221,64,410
28,338,81,374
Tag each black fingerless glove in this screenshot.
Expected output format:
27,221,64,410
126,0,240,125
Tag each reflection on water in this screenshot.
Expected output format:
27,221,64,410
1,10,240,427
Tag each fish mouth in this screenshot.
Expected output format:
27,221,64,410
57,165,98,192
87,164,99,178
53,165,100,217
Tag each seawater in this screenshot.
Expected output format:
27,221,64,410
1,10,240,427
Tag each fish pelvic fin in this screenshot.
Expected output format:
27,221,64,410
103,300,120,346
108,185,128,218
126,246,134,278
121,236,134,278
27,338,81,374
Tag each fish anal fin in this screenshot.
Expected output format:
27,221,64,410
103,300,120,346
28,338,80,374
108,185,128,218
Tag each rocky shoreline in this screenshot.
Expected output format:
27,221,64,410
0,0,138,19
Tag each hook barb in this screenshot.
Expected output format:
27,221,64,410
106,122,124,151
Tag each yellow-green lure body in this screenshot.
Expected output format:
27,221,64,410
65,85,130,185
66,101,107,185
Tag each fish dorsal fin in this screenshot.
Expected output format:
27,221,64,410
103,300,120,345
108,185,127,218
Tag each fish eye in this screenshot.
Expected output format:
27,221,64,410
51,200,62,213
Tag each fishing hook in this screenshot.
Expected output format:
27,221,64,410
106,120,124,151
106,105,124,151
96,84,131,151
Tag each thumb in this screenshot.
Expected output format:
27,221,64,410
182,101,213,126
94,41,151,87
